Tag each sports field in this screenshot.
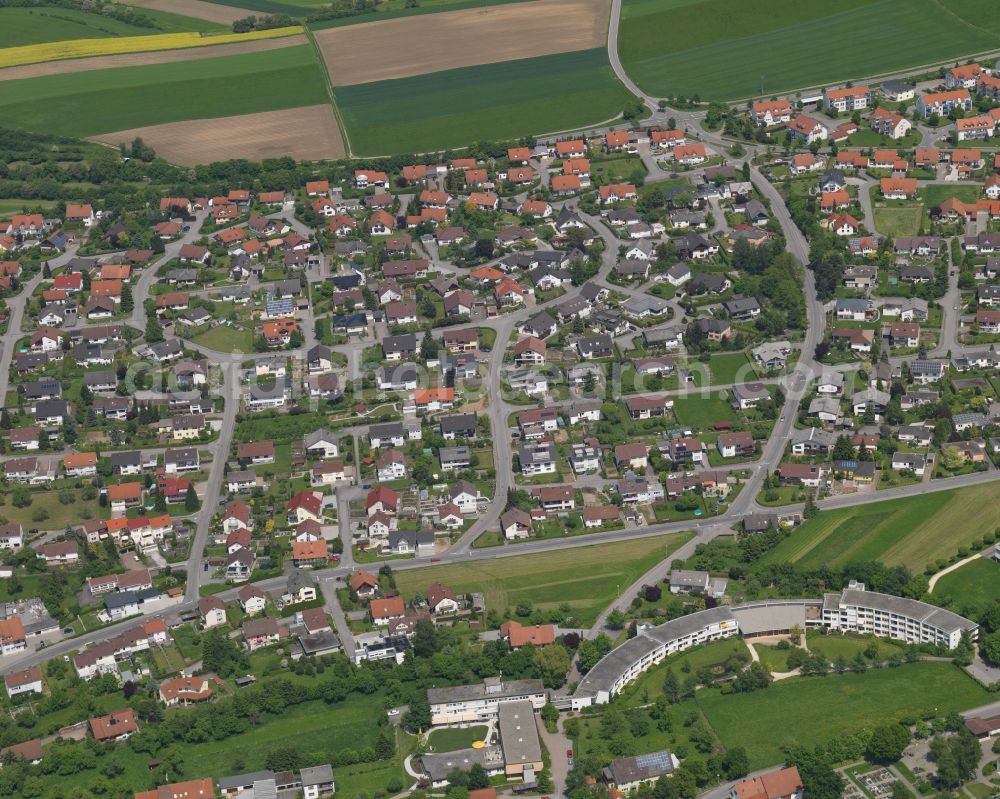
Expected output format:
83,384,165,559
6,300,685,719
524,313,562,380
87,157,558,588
618,0,1000,100
393,531,693,624
758,484,1000,573
698,662,990,769
0,44,328,138
335,49,632,157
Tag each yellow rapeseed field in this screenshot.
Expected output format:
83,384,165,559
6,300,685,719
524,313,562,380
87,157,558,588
0,26,303,69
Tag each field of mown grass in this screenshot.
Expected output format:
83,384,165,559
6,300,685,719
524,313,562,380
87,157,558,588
872,206,922,238
618,0,1000,100
0,45,328,138
697,662,990,769
334,48,632,156
393,531,693,624
0,25,301,68
758,484,1000,573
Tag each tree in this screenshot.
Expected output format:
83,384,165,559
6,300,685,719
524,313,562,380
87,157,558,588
412,618,438,658
867,722,910,762
533,643,571,689
375,728,395,760
832,435,855,461
981,630,1000,665
120,282,134,314
420,331,439,360
145,316,164,344
184,487,201,512
404,695,431,731
467,764,490,790
722,747,750,779
787,747,844,799
264,747,300,772
663,667,680,704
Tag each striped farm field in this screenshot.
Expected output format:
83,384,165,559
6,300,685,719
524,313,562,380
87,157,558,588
0,25,303,68
335,48,632,156
618,0,1000,100
758,483,1000,573
0,44,328,138
0,7,223,47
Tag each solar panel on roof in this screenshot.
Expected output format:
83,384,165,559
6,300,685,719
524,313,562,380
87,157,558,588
634,750,672,774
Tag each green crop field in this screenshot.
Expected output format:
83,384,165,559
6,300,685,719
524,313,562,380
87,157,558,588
308,0,534,29
618,0,1000,100
334,49,632,156
394,531,693,624
759,484,1000,573
0,7,220,47
0,45,328,138
698,662,990,769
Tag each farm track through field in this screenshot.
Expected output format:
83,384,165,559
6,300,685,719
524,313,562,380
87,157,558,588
90,104,345,165
0,34,306,81
316,0,610,86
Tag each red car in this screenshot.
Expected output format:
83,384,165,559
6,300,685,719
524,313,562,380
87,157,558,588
431,557,441,562
328,554,341,562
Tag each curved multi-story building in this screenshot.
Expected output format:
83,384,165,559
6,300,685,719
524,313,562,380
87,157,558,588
571,584,977,708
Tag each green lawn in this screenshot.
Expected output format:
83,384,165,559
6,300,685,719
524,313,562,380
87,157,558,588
0,198,56,214
0,7,221,46
698,662,991,769
933,556,1000,610
758,484,1000,573
805,631,903,662
191,324,254,354
334,48,632,156
0,489,102,530
872,206,922,238
672,395,739,429
0,45,328,138
753,643,792,672
181,694,383,778
707,352,754,385
618,0,1000,100
394,531,693,625
426,724,488,753
618,638,750,705
918,183,981,209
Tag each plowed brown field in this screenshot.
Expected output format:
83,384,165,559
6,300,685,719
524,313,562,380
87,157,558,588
91,105,345,165
315,0,610,86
